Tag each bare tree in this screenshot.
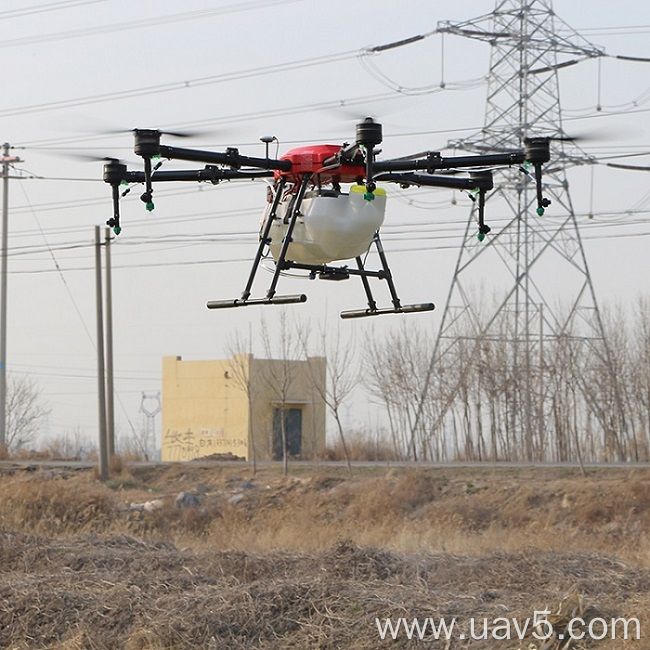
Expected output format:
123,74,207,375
298,322,355,476
630,297,650,459
43,426,92,460
5,374,49,453
260,311,299,476
227,333,259,474
357,291,650,465
363,323,438,461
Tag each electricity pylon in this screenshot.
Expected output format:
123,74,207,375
414,0,630,461
140,391,161,460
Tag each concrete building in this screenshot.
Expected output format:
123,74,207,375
161,354,327,462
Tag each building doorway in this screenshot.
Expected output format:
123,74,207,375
272,407,302,459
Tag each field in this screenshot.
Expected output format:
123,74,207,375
1,461,649,648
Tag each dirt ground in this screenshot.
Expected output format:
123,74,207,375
1,462,649,648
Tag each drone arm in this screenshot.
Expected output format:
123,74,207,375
377,171,494,241
374,151,525,173
106,183,122,235
123,168,274,183
376,138,551,214
321,143,364,171
523,137,552,215
104,166,274,186
131,130,292,172
470,187,491,241
374,139,551,174
141,157,154,210
374,171,494,191
532,162,551,215
102,160,128,234
102,160,274,235
156,144,292,172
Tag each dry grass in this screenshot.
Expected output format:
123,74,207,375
320,431,398,462
1,463,650,647
0,471,117,535
1,532,648,649
3,464,650,559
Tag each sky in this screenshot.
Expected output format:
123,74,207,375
2,0,649,452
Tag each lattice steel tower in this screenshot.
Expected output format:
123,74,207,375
415,1,630,461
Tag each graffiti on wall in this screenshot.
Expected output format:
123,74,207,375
162,428,247,461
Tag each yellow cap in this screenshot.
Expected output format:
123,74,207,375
350,185,386,196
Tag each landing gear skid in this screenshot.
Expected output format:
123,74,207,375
206,175,434,319
340,302,436,320
338,234,435,319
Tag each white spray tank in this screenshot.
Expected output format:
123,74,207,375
268,185,387,265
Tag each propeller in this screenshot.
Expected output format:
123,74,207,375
43,143,142,166
527,129,624,145
329,93,407,124
69,154,130,164
99,127,213,140
37,148,135,165
606,162,650,172
456,131,603,154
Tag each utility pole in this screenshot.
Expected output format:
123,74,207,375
104,228,115,457
95,226,109,480
0,144,23,450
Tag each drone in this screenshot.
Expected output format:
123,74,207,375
102,119,551,318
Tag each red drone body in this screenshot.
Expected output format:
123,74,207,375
277,144,366,184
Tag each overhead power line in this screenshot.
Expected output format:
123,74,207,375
19,91,402,148
0,49,359,120
0,0,107,20
0,0,303,49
